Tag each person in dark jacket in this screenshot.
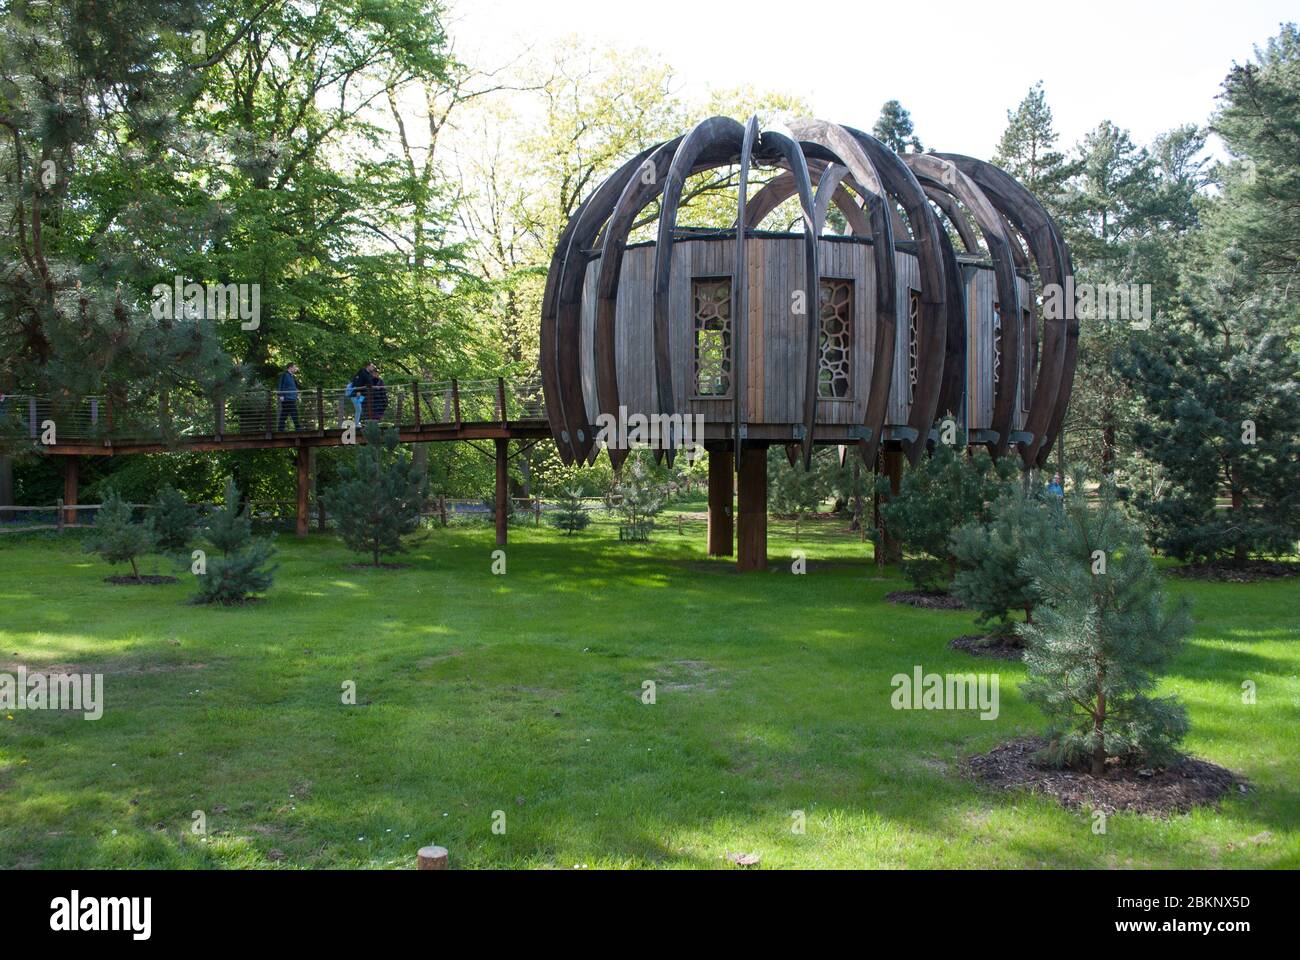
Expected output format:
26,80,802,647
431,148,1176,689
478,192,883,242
277,363,301,431
347,362,377,423
370,375,388,422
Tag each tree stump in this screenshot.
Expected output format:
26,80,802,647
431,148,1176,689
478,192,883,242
417,845,448,870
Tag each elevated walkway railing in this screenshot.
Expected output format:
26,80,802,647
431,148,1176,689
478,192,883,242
0,377,545,444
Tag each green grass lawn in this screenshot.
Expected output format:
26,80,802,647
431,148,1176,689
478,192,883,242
0,517,1296,869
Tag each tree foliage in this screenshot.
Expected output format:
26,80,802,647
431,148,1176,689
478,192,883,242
150,485,198,555
547,485,591,535
876,433,1017,592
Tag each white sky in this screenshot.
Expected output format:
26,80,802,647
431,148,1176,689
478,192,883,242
444,0,1295,159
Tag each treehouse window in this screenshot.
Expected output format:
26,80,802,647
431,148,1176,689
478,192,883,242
693,277,732,397
1021,306,1034,411
907,289,920,404
818,278,853,399
992,302,1002,388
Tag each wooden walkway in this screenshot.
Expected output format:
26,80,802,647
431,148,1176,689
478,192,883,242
4,377,550,545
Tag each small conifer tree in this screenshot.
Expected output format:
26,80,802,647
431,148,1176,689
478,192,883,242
84,489,157,582
950,486,1058,640
326,421,427,565
1018,474,1190,775
876,431,1016,591
614,455,664,541
548,486,591,535
195,480,276,604
151,485,198,555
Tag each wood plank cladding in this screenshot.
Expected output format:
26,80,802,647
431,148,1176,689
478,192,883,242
579,235,1029,435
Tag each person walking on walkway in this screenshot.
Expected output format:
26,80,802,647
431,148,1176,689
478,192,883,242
277,363,301,431
346,362,377,424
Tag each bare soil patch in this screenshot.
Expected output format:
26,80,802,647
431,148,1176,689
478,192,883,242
887,589,965,610
949,633,1024,660
104,575,179,586
1171,559,1297,583
964,736,1244,816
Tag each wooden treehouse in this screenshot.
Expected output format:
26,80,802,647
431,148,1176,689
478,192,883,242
540,116,1077,571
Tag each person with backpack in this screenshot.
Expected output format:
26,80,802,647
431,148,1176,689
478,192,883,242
345,362,377,424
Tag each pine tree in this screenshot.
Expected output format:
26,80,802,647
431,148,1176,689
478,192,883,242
1019,475,1190,775
548,486,591,535
950,486,1058,640
326,421,427,565
1122,248,1300,563
872,100,923,152
151,485,198,555
1212,25,1300,280
876,433,1017,592
614,454,664,541
992,81,1077,215
84,489,157,582
196,480,276,604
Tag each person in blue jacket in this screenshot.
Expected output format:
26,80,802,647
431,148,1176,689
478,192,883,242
1046,473,1064,498
277,362,301,431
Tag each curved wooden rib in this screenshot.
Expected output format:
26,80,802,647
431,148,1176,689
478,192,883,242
905,154,1021,458
841,126,948,465
932,153,1073,466
745,165,871,235
733,115,759,466
653,116,746,465
787,119,898,468
923,186,980,253
593,137,685,470
812,164,850,234
754,126,820,468
544,143,664,463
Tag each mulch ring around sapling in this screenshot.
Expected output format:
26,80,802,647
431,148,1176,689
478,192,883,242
886,589,965,610
949,633,1023,660
1171,559,1298,583
344,562,411,571
104,575,180,586
964,736,1245,816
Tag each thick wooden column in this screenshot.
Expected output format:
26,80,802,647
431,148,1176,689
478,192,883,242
295,446,310,538
736,445,767,572
61,456,78,526
707,449,733,557
494,438,508,547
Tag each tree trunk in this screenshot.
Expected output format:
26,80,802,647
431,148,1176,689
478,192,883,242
1091,687,1107,777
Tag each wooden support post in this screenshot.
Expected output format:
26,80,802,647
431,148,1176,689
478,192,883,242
295,446,310,538
215,393,225,438
494,438,509,547
496,377,508,426
315,386,324,434
451,379,462,429
264,388,273,438
412,381,422,430
438,494,448,527
736,445,767,572
707,449,734,557
61,457,78,526
315,448,326,532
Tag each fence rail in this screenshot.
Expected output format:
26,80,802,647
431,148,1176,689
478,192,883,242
0,377,545,444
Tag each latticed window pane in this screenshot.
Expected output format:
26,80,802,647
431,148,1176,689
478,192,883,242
693,277,732,396
907,289,920,404
818,278,853,398
992,302,1002,387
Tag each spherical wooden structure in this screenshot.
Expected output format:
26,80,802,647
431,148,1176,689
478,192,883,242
539,115,1076,568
